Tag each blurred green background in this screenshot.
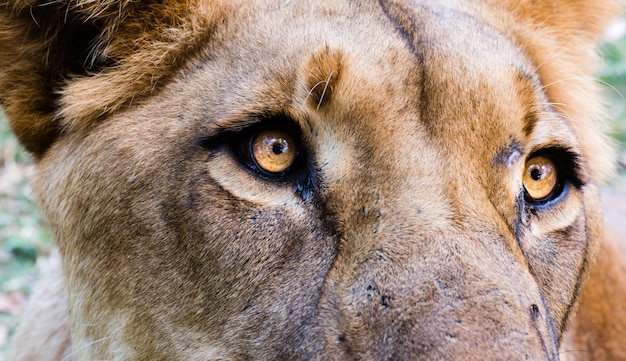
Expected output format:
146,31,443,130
1,20,626,357
600,20,626,162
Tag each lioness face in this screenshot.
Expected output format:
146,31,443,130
1,0,617,360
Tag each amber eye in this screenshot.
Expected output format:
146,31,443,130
523,155,559,201
250,129,298,176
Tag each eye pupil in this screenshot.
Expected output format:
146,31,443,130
272,142,286,155
530,168,542,181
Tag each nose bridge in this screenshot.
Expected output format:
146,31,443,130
319,229,560,359
316,130,559,359
321,116,455,239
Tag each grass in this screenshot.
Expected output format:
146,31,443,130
0,111,54,355
0,115,53,285
1,21,626,359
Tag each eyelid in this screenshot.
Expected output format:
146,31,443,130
198,110,308,148
197,116,263,149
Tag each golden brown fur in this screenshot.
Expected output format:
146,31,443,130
1,0,625,360
564,191,626,360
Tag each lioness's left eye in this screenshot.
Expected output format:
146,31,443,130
522,155,559,202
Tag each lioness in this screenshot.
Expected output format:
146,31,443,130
2,0,626,359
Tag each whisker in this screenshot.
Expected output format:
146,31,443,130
317,70,335,110
61,334,115,361
595,78,625,99
304,79,329,107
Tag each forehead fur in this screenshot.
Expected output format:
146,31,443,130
480,0,619,180
0,0,619,175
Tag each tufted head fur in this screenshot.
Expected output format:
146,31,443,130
0,0,226,155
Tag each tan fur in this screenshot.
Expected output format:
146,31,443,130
499,1,618,181
10,251,71,361
1,0,625,360
562,192,626,360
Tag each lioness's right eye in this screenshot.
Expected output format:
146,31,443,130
521,148,584,206
233,123,304,179
248,129,298,176
523,155,559,201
